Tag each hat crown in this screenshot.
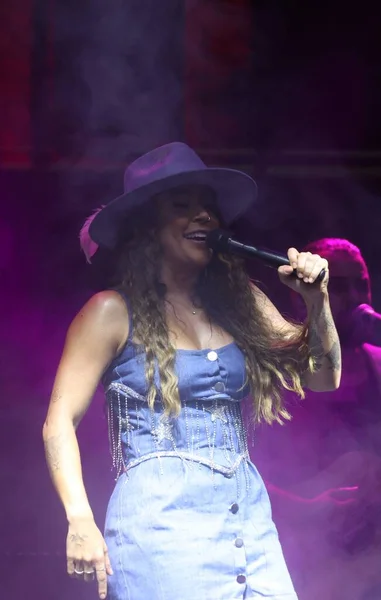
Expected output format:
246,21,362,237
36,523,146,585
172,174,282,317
123,142,206,194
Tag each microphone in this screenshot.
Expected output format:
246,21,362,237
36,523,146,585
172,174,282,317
206,229,326,282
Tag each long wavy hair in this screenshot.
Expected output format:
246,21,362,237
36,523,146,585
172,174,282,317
100,198,313,424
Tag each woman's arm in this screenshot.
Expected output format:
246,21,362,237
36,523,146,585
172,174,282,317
253,284,341,392
43,290,129,598
42,290,128,521
303,292,341,391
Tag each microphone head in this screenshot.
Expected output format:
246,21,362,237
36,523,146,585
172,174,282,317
206,229,231,252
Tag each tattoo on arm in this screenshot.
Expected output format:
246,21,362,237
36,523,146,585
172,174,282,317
308,305,342,373
308,323,325,369
325,339,342,371
44,434,66,472
69,533,89,547
51,388,63,403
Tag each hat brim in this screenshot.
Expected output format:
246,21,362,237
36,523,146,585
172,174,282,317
89,167,258,249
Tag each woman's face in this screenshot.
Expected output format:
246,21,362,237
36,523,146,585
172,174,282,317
155,185,221,271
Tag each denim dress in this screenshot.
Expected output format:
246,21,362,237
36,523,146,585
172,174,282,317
102,297,297,600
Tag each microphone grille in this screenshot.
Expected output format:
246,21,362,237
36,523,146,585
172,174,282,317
206,229,230,252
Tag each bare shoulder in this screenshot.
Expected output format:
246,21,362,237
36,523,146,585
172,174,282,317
45,290,130,426
77,289,128,319
68,289,129,354
72,289,128,327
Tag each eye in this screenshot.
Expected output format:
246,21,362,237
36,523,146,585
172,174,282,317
172,199,189,209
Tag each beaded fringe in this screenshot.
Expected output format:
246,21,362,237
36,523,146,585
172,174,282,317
106,382,250,491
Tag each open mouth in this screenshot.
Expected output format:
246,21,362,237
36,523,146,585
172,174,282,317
183,231,208,243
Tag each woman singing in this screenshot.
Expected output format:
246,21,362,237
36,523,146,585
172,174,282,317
43,142,341,599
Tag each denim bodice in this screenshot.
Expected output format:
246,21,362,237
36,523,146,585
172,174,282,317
102,294,251,479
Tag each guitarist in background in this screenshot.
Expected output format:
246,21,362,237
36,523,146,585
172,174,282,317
250,238,381,600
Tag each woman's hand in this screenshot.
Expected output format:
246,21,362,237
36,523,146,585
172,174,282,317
67,516,113,599
278,248,329,299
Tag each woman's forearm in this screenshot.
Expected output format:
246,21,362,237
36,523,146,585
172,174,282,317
42,419,93,522
304,292,342,391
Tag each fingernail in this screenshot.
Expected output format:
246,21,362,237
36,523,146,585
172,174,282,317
304,277,309,283
309,277,314,283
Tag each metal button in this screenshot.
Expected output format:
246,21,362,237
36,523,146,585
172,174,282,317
235,537,244,548
230,503,239,514
214,381,225,393
207,350,218,362
237,574,246,584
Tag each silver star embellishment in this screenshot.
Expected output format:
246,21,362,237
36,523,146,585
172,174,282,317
152,418,173,444
205,405,228,424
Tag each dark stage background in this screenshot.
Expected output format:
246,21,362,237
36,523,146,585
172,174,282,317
1,1,381,598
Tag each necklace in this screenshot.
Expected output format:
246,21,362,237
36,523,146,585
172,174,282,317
165,294,200,316
191,295,201,316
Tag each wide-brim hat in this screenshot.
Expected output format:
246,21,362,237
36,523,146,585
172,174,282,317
80,141,258,262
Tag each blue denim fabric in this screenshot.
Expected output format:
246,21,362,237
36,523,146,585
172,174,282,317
102,297,297,599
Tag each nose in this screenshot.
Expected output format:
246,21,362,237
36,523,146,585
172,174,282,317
193,206,212,224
